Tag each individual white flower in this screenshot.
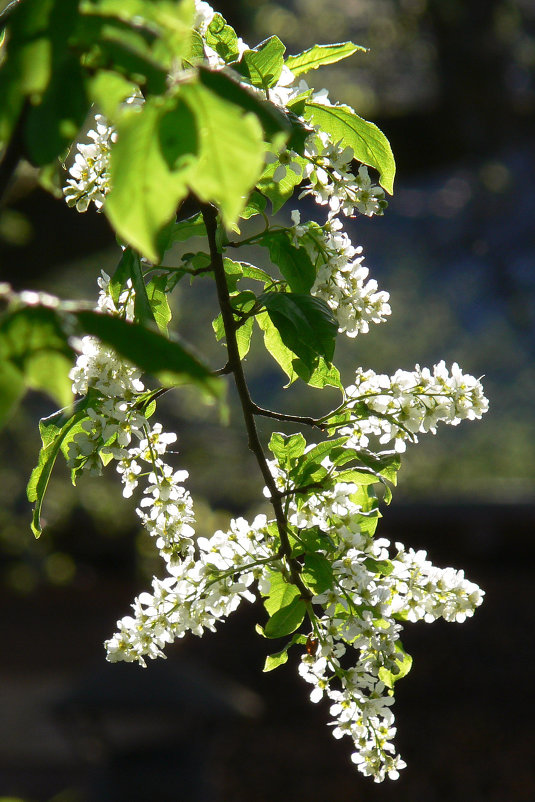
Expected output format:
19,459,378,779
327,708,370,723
265,149,303,183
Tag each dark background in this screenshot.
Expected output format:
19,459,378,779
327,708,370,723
0,1,534,800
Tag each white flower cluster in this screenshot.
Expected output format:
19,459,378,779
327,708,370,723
68,274,196,561
301,137,386,219
63,115,117,213
289,211,391,337
266,133,386,220
105,514,275,666
265,66,386,219
341,362,489,452
265,461,484,781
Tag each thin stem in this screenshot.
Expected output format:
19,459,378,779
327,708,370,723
201,203,311,601
226,223,284,249
250,402,325,430
213,361,232,376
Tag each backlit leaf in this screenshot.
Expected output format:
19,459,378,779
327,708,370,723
285,42,365,76
75,310,221,397
261,230,315,293
236,35,285,89
304,102,395,194
180,80,266,228
264,596,306,638
105,95,197,262
261,292,337,364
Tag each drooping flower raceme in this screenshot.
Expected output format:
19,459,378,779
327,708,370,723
339,362,489,452
63,115,117,213
68,273,196,563
290,212,391,337
264,452,484,782
105,514,276,667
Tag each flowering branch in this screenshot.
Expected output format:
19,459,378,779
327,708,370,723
7,0,489,784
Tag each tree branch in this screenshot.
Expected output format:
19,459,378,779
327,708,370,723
201,203,311,600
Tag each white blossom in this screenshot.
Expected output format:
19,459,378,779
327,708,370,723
63,115,117,212
290,213,391,337
341,362,489,452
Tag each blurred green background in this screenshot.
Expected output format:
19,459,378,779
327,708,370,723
0,1,534,800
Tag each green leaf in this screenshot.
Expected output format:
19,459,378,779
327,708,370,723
80,0,194,69
363,557,394,576
358,451,401,485
256,311,340,389
256,310,298,385
108,247,158,327
170,212,207,243
105,95,198,262
75,310,221,398
89,69,138,120
241,190,267,220
186,29,205,65
304,102,396,194
222,258,244,292
234,316,253,359
27,404,89,536
0,0,54,146
261,292,337,364
261,230,315,293
205,12,240,62
264,572,300,615
0,361,25,429
236,36,285,89
197,67,305,150
334,468,379,486
302,554,334,594
296,358,341,389
179,80,266,229
181,251,211,274
129,252,158,326
146,275,172,334
73,15,167,95
292,437,348,480
285,42,366,76
291,526,333,556
0,305,74,410
109,247,135,306
258,153,307,214
262,632,307,671
24,56,88,166
263,647,289,672
269,432,306,465
264,596,306,639
378,640,413,689
235,261,272,286
0,0,88,156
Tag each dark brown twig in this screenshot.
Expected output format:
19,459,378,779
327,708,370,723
201,203,311,600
